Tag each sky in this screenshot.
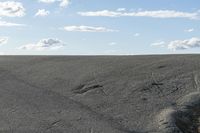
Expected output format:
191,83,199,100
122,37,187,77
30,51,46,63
0,0,200,55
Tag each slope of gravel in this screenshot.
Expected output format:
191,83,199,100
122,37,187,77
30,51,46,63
0,55,200,133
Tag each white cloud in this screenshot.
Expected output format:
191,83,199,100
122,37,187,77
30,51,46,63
35,9,50,17
0,20,25,27
63,25,117,32
109,42,117,46
116,8,126,12
59,0,70,7
184,28,194,32
38,0,70,7
78,10,123,17
151,41,165,47
19,38,65,50
133,33,140,37
38,0,56,3
0,1,25,17
168,37,200,51
0,37,8,45
78,10,199,20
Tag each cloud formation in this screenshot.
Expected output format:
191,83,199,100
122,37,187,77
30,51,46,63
116,8,126,12
168,37,200,51
59,0,70,7
109,42,117,46
184,28,194,32
151,41,165,47
133,33,140,37
64,25,117,32
0,37,8,45
0,20,25,27
38,0,55,3
0,1,25,17
35,9,50,17
78,10,199,19
38,0,70,7
19,38,65,50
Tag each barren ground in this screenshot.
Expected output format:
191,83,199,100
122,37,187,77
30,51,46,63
0,55,200,133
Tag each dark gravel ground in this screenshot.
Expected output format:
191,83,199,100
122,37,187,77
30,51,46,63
0,55,200,133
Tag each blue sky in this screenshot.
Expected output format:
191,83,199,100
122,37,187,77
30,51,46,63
0,0,200,55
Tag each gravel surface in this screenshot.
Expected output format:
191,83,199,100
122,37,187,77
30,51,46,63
0,55,199,133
